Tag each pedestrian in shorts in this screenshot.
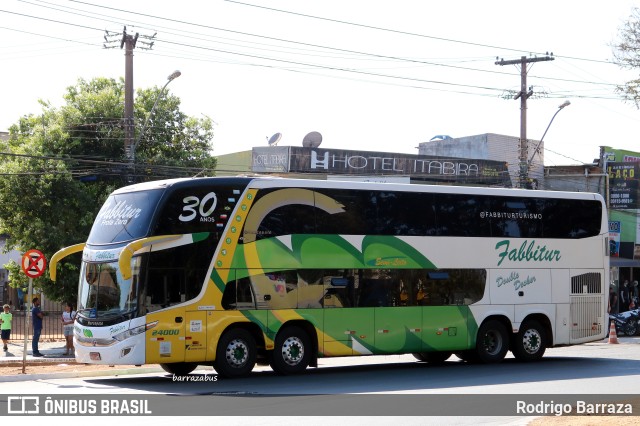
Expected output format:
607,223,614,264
61,302,76,356
1,304,12,351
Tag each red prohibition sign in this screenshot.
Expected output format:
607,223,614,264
22,249,47,279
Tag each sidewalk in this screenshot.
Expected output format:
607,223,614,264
1,338,74,363
0,338,164,382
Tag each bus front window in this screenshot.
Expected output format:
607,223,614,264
78,258,140,318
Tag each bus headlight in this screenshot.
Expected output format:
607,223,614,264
112,321,158,342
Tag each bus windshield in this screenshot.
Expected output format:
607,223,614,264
87,189,164,244
78,258,141,319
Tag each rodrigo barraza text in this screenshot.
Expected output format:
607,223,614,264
516,400,633,416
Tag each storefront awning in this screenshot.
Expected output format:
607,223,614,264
610,257,640,268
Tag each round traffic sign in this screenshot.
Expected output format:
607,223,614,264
22,249,47,279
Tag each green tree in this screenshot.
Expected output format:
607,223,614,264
613,7,640,107
0,77,216,302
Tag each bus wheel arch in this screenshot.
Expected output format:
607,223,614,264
213,326,258,378
512,316,550,362
475,317,510,363
270,322,315,375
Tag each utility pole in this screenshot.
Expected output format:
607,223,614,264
104,27,157,161
496,54,554,188
122,27,138,160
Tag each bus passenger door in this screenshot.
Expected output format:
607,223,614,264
184,310,207,362
146,308,186,364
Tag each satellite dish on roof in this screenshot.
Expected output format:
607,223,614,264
267,132,282,146
430,135,453,141
302,131,322,148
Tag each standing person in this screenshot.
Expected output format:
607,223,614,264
609,285,619,315
0,304,12,351
61,302,76,355
31,297,43,357
620,280,630,312
631,281,639,309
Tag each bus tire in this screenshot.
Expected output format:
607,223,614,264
213,328,257,378
413,352,452,364
270,326,311,375
476,320,509,363
160,362,197,376
512,320,547,362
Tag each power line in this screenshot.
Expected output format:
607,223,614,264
224,0,623,66
65,1,623,87
0,4,624,98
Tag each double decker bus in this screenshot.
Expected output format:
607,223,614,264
50,177,609,377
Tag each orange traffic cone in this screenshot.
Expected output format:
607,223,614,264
608,321,619,344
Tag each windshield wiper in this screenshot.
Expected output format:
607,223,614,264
75,308,93,317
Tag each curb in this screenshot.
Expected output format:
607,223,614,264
1,366,166,382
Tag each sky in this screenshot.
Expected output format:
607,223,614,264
2,0,640,169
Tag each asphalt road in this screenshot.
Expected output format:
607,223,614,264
2,340,639,425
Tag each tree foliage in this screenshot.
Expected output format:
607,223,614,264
0,77,216,302
613,7,640,107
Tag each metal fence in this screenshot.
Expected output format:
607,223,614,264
5,309,65,340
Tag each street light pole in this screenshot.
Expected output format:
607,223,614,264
129,70,181,165
526,100,571,185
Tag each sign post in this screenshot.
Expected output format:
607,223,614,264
20,249,47,374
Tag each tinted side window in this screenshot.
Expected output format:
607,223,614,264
375,191,435,235
357,269,486,307
315,189,372,235
221,277,256,310
488,196,543,238
245,188,317,240
543,199,602,238
143,237,216,312
315,189,437,236
223,268,486,310
434,193,491,237
255,204,317,240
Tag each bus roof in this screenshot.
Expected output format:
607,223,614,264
114,176,604,202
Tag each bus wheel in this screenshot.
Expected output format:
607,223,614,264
160,362,197,376
213,328,257,378
512,320,547,362
476,320,509,363
413,352,452,364
270,326,311,375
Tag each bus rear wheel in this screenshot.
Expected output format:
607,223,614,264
512,320,547,362
160,362,198,376
270,326,311,375
413,352,452,364
476,320,509,363
213,328,257,378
